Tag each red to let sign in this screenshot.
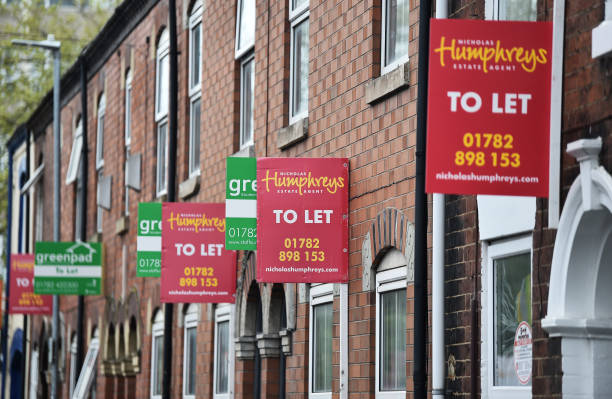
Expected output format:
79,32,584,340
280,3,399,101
161,203,237,303
257,158,349,283
426,19,552,197
9,254,52,314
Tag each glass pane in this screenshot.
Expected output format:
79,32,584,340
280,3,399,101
185,327,197,395
292,19,309,118
385,0,409,67
153,335,163,395
216,321,229,394
498,0,537,21
241,59,254,147
380,289,406,391
97,114,104,164
125,86,132,142
313,302,332,393
190,98,201,174
494,252,531,386
157,54,169,115
238,0,255,50
292,0,307,12
191,23,201,88
157,122,167,193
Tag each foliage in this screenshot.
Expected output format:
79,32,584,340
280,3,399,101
0,0,117,253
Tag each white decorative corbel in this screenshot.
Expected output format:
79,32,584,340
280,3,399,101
566,137,603,211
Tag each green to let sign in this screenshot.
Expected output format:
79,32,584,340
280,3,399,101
226,157,257,250
137,202,161,277
34,241,103,295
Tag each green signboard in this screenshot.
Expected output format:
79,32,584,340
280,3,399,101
226,157,257,250
34,242,103,295
137,202,162,277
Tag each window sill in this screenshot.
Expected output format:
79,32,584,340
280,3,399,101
178,175,200,199
88,232,101,243
365,62,410,105
233,144,255,158
115,215,128,235
592,20,612,58
277,117,308,150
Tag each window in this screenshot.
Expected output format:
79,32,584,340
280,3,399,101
485,236,532,399
96,170,103,233
493,0,536,21
375,252,407,398
188,3,202,177
156,29,170,196
35,181,43,242
309,284,333,398
183,305,198,399
289,0,309,124
151,309,164,399
381,0,409,74
213,304,234,399
125,69,132,215
235,0,255,57
66,118,83,184
240,55,254,148
96,94,106,170
69,334,77,398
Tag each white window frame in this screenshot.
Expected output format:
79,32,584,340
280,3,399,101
288,0,309,125
188,96,201,177
96,170,103,233
381,0,410,75
69,335,77,398
239,54,255,149
124,69,132,216
155,29,170,121
151,310,164,399
66,118,83,184
156,120,168,197
189,2,203,97
308,283,333,399
213,304,235,399
235,0,256,58
96,94,105,170
483,236,532,399
375,264,407,399
183,304,199,399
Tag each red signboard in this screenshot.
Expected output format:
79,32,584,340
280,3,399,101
9,254,52,314
426,19,552,197
257,158,349,283
161,203,236,303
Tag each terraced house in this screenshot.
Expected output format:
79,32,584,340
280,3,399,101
4,0,612,398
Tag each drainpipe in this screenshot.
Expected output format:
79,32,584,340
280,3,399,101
162,0,178,396
22,129,31,399
432,0,448,395
415,0,432,397
76,56,88,377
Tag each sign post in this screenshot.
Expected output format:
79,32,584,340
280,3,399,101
256,158,349,283
34,242,103,296
225,157,257,250
9,254,52,314
161,203,236,303
425,19,552,197
137,202,162,277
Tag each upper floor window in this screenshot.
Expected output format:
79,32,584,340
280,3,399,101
235,0,255,57
183,305,198,399
189,1,203,94
309,284,333,398
214,304,234,399
66,117,83,184
156,29,170,196
151,309,164,399
156,29,170,121
493,0,537,21
125,69,133,146
375,250,407,398
96,93,106,169
485,236,532,399
289,0,309,124
240,55,255,148
381,0,409,74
